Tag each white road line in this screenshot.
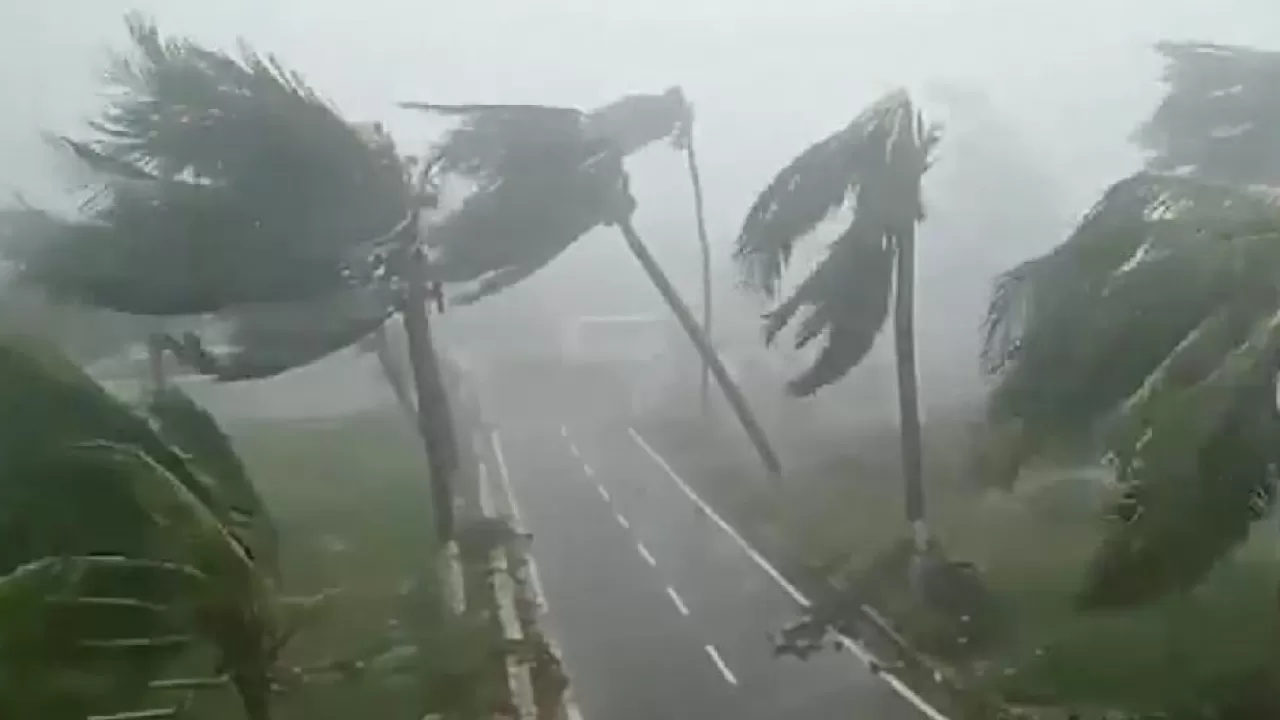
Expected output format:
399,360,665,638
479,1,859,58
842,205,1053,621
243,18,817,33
582,463,595,477
629,427,950,720
666,586,690,616
704,645,738,686
597,485,611,503
616,514,630,530
491,429,586,720
561,425,569,437
569,443,581,459
636,541,657,567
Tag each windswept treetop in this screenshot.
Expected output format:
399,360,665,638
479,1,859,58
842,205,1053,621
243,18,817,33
734,90,938,395
1137,41,1280,186
404,88,691,304
4,15,412,315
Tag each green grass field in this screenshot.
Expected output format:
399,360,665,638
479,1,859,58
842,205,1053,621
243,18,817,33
180,409,450,720
637,408,1280,714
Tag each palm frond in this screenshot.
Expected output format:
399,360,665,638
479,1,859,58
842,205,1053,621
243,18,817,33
6,15,410,314
163,286,396,381
766,223,894,396
982,172,1280,464
735,90,937,297
1078,306,1280,609
739,90,937,394
1137,41,1280,185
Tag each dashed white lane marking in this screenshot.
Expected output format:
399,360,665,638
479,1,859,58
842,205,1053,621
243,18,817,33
628,427,951,720
597,485,611,503
561,425,569,437
704,645,738,686
636,541,657,567
616,513,630,530
569,443,581,459
582,463,595,477
666,586,690,616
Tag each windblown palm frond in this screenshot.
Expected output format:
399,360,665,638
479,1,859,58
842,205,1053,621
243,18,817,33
4,15,410,314
1137,41,1280,186
1078,308,1280,609
163,286,398,381
408,88,688,299
735,90,938,395
982,172,1280,475
0,335,280,717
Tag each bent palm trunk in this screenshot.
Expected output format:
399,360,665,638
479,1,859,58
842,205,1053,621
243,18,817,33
614,217,782,479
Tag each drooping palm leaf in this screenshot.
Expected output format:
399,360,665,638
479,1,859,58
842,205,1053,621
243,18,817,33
4,15,410,314
735,90,938,395
1137,41,1280,186
981,173,1280,476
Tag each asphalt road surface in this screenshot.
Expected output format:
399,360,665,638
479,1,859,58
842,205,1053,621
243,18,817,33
475,401,942,720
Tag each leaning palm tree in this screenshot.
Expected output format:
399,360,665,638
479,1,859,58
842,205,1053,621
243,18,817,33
735,90,939,549
1,16,459,542
982,39,1280,611
406,88,781,476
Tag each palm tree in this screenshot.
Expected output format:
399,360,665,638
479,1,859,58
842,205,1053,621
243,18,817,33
0,333,280,719
982,40,1280,611
1,16,460,543
407,89,781,476
735,90,939,549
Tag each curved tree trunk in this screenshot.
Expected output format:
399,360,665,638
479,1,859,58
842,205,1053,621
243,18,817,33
614,217,782,479
683,132,713,417
893,229,928,551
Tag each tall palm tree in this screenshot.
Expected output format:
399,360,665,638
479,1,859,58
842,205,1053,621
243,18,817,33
407,89,782,476
982,39,1280,610
735,90,939,548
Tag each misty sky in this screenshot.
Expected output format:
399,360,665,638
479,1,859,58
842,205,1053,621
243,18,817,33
3,0,1278,410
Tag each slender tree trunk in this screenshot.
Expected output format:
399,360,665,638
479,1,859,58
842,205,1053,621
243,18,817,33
893,229,928,552
369,324,417,425
683,133,713,417
399,243,460,543
614,218,782,479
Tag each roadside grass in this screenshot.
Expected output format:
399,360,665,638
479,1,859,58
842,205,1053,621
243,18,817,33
636,407,1280,713
182,408,495,720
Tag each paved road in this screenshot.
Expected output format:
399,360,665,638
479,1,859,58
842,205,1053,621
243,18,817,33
476,406,940,720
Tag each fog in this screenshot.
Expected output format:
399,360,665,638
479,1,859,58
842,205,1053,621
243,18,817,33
4,0,1278,425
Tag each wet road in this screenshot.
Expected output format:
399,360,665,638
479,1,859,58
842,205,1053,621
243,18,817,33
476,406,942,720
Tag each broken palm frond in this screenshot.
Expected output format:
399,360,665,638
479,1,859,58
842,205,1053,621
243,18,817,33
2,15,411,315
1137,40,1280,187
735,90,938,395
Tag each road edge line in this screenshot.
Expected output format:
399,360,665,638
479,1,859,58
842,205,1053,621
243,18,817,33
628,427,949,720
492,430,586,720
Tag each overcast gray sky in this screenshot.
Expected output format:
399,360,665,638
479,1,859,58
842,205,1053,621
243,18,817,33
3,0,1277,408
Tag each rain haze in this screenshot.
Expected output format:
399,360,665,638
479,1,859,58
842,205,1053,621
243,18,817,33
3,1,1280,719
